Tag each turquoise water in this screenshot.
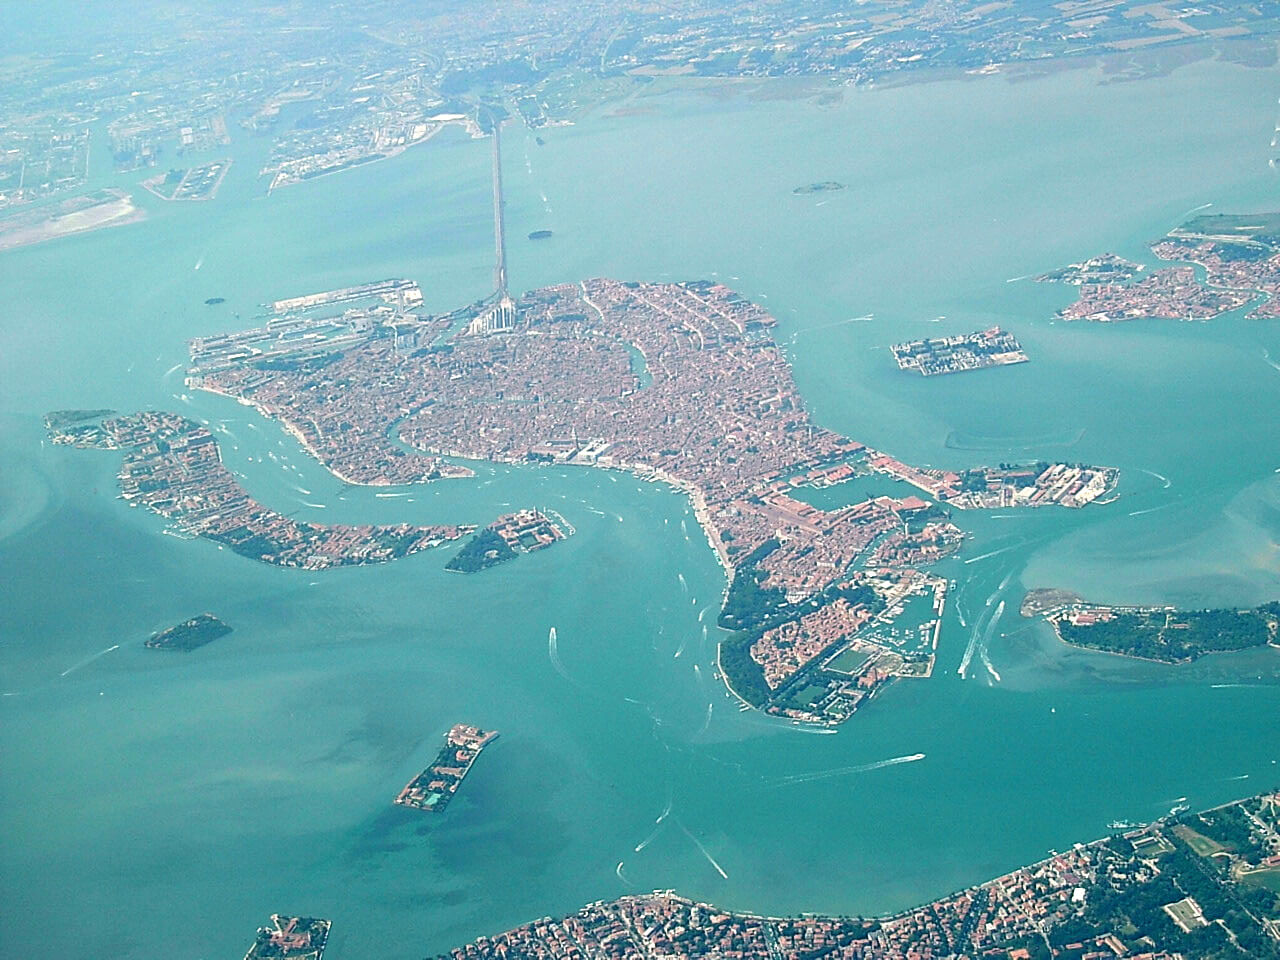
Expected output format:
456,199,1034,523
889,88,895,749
3,61,1280,958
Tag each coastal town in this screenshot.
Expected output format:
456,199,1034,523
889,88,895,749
262,107,482,191
890,326,1028,377
1042,211,1280,322
1055,265,1255,322
745,568,948,725
187,275,1117,721
394,724,499,814
0,124,90,209
4,0,1277,233
439,791,1280,960
44,409,471,569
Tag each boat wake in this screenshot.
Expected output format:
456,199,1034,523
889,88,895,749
964,541,1022,565
61,643,120,678
657,797,673,823
997,566,1017,592
945,428,1084,452
633,830,661,854
696,702,714,736
1128,504,1173,517
770,753,925,787
634,796,675,852
677,820,728,879
785,725,838,735
1140,468,1172,489
959,601,1004,679
788,313,874,343
980,645,1002,684
548,627,576,685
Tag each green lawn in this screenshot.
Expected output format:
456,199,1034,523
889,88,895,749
1241,866,1280,893
826,646,873,675
786,683,830,709
1173,823,1227,858
1132,835,1173,858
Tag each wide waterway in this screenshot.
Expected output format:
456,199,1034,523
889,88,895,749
2,60,1280,959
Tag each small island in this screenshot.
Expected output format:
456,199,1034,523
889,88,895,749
1035,597,1280,663
45,409,472,568
445,509,568,573
891,326,1028,377
243,915,330,960
1034,252,1143,285
395,724,498,813
793,181,845,195
43,409,116,432
145,613,232,651
527,229,553,240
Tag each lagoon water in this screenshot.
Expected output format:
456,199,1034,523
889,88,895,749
3,61,1280,959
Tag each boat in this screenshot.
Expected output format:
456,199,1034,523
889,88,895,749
1108,820,1140,830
